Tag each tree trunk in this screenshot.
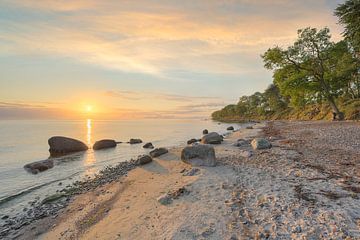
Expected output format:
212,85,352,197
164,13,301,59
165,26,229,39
327,96,344,120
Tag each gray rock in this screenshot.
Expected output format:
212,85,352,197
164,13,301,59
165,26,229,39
48,136,88,156
181,144,216,167
143,142,154,149
129,138,142,144
135,155,153,165
201,132,223,144
150,148,168,158
246,126,253,129
24,159,54,174
157,194,172,205
93,139,117,150
187,138,198,145
203,129,209,134
251,138,272,150
233,139,250,147
227,126,234,131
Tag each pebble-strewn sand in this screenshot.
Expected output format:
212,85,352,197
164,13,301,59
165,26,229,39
21,121,360,239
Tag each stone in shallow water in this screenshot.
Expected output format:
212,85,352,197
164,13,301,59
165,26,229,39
24,159,54,174
149,148,168,157
48,136,88,156
135,155,152,165
142,142,154,149
93,139,117,150
129,138,142,144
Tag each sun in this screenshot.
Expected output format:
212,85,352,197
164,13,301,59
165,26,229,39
85,105,93,113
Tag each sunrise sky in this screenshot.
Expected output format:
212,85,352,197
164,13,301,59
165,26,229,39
0,0,344,119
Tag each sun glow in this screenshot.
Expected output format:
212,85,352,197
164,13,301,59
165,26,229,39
85,105,93,113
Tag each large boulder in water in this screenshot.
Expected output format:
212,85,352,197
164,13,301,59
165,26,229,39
48,136,88,156
143,142,154,149
181,144,216,167
129,138,142,144
93,139,117,150
150,148,168,157
251,138,272,150
201,132,223,144
24,159,54,174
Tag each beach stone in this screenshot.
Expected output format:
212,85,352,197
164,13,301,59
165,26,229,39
143,142,154,149
201,132,223,144
129,138,142,144
251,138,272,150
157,194,172,205
239,150,253,158
227,126,234,131
48,136,88,156
181,144,216,167
182,168,200,176
135,155,153,165
246,126,253,129
187,138,198,145
93,139,117,150
233,139,250,147
24,159,54,174
150,148,168,157
203,129,209,134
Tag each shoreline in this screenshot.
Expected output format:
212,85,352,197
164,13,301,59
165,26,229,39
2,120,360,239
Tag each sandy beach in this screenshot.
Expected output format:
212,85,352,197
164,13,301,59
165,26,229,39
8,121,360,239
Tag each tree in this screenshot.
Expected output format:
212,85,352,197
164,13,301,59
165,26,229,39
262,27,352,119
335,0,360,56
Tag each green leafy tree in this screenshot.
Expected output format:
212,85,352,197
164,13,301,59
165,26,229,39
262,27,352,119
335,0,360,55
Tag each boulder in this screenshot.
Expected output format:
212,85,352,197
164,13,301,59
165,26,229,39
136,155,153,165
227,126,234,131
24,159,54,174
129,138,142,144
48,136,88,156
203,129,209,134
181,144,216,167
187,138,198,145
143,142,154,149
93,139,117,150
201,132,223,144
149,148,168,158
251,138,272,150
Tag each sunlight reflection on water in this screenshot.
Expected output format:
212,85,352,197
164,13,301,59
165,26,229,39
86,119,92,146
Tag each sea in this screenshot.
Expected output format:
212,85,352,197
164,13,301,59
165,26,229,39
0,119,240,220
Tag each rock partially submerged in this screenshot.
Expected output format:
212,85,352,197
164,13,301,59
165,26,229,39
203,129,209,134
129,138,142,144
143,142,154,149
150,148,168,157
93,139,117,150
227,126,234,131
201,132,223,144
24,159,54,174
48,136,88,156
181,144,216,167
251,138,272,150
135,155,153,165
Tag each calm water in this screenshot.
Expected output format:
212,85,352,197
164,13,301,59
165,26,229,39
0,119,240,218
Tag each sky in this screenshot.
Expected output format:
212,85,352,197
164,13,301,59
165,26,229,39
0,0,344,120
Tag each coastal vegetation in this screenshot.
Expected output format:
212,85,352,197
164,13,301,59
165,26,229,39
212,0,360,121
